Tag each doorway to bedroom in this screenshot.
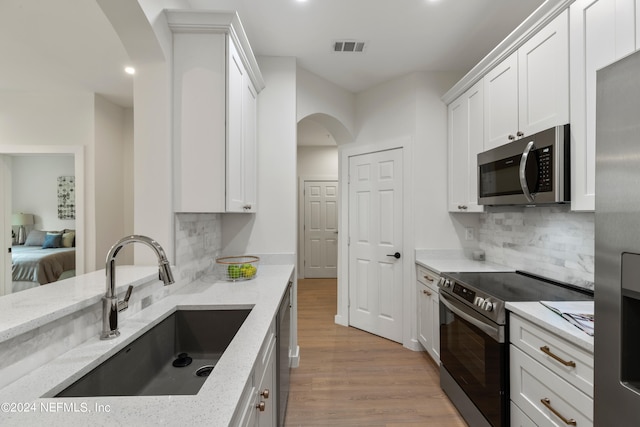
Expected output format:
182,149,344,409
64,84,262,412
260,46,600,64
0,147,84,296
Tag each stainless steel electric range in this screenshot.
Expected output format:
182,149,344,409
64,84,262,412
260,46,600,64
437,271,593,427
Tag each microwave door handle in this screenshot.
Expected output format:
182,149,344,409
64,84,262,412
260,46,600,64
519,140,536,203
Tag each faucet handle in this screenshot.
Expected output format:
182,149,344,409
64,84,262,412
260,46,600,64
117,285,134,312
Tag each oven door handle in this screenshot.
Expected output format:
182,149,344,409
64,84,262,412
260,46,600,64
440,292,504,343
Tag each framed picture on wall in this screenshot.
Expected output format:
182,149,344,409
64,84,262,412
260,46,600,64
58,176,75,219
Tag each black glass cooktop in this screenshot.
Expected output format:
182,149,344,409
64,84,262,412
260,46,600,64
441,271,593,303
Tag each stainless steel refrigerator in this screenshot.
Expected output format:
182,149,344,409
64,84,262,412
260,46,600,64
595,48,640,424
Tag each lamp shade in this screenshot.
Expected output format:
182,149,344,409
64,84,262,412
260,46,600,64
12,213,34,226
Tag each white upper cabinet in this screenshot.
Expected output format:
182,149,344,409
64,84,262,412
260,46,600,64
167,11,264,213
484,52,519,150
227,37,258,213
570,0,638,211
518,10,569,137
484,10,569,151
448,80,484,212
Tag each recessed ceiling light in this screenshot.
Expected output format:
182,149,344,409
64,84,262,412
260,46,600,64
124,66,136,75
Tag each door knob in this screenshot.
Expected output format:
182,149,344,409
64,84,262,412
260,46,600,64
387,252,401,259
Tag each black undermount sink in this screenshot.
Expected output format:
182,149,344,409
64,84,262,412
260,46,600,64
54,308,252,397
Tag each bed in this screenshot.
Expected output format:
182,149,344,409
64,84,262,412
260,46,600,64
11,229,76,292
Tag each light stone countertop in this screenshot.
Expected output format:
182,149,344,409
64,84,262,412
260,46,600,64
415,249,514,274
506,301,594,353
0,266,159,343
416,250,592,352
0,264,294,426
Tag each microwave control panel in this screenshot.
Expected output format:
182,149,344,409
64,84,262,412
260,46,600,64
537,146,553,192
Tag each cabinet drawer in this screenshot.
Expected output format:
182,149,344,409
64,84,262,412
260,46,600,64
511,345,592,427
416,265,439,290
511,401,537,427
510,314,593,397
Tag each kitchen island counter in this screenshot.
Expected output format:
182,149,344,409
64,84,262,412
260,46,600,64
0,264,295,426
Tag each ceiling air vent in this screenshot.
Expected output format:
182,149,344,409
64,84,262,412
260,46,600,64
333,40,366,53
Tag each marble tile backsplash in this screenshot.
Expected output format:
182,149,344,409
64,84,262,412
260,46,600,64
478,206,595,290
174,213,222,282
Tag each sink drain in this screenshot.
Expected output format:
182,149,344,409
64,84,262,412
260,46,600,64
172,352,193,368
195,365,215,377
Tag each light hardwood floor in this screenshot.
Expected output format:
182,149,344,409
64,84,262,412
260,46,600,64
285,278,467,427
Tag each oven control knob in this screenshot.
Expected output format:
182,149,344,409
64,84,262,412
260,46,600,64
437,277,445,288
474,297,485,307
482,300,494,312
444,279,452,288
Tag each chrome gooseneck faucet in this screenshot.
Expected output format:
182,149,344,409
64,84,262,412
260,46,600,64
100,235,175,340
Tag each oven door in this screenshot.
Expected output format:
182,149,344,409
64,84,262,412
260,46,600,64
439,292,506,427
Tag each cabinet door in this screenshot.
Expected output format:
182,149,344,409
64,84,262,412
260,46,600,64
257,336,276,427
484,52,519,150
242,77,258,212
518,9,569,137
570,0,637,211
448,80,484,212
417,281,432,350
227,37,246,212
429,291,440,364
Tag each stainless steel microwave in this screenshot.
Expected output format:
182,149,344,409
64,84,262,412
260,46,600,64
477,124,570,206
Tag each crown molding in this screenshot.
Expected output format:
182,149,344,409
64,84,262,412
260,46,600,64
165,10,265,92
442,0,574,104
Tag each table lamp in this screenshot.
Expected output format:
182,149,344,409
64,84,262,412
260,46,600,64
12,213,34,245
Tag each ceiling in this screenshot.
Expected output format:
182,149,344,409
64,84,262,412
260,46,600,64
0,0,546,108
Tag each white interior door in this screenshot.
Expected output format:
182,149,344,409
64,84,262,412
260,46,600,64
348,149,403,343
303,181,338,278
0,155,12,296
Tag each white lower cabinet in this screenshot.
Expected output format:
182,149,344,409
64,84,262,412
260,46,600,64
509,314,593,427
416,265,440,364
232,320,277,427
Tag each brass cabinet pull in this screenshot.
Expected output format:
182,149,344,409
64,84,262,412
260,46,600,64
424,275,434,282
540,345,576,367
256,401,266,412
260,388,270,398
422,289,432,296
540,398,577,426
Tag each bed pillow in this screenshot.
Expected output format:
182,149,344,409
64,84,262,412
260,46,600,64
62,231,75,248
42,232,63,249
24,230,47,246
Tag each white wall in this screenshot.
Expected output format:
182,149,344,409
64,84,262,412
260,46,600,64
11,155,75,232
124,0,190,265
297,146,338,177
296,67,356,134
94,95,133,265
